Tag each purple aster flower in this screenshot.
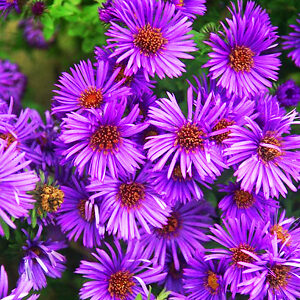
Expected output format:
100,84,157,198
283,14,300,68
218,182,279,224
205,214,270,297
0,59,26,111
140,200,213,270
58,100,147,180
276,79,300,107
144,86,227,181
0,142,38,235
52,59,131,117
106,0,197,80
171,0,206,18
31,1,45,16
238,236,300,300
183,251,227,300
0,0,20,16
57,175,104,248
203,0,280,97
87,167,170,240
19,18,52,49
0,266,36,300
76,240,166,300
19,226,66,290
150,165,212,205
224,112,300,199
98,0,117,23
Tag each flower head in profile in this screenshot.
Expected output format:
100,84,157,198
52,59,131,117
140,200,213,270
238,236,300,300
171,0,206,18
57,175,104,248
19,226,66,290
145,86,227,182
183,251,227,300
106,0,197,80
58,100,147,181
0,142,38,235
76,240,166,300
218,182,279,224
283,14,300,68
87,167,170,240
276,79,300,107
206,215,270,297
203,0,280,97
224,112,300,199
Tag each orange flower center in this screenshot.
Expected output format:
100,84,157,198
108,270,135,300
79,87,103,108
233,190,255,209
258,134,281,162
230,243,255,268
267,265,291,290
205,271,219,295
229,46,254,72
118,182,145,208
211,118,234,144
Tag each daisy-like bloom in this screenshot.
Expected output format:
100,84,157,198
0,266,37,300
218,182,279,224
76,240,166,300
19,226,66,290
0,0,20,16
183,251,227,300
276,79,300,107
283,14,300,67
59,100,147,180
98,0,117,23
238,236,300,300
0,142,38,235
57,175,104,248
205,214,269,297
0,59,26,111
224,112,300,199
52,59,131,117
150,165,212,205
140,200,213,270
106,0,197,80
171,0,206,19
203,1,280,97
267,210,300,249
144,86,227,181
87,167,170,240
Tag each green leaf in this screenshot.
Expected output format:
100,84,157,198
135,294,142,300
41,14,56,40
147,286,152,300
0,217,11,240
31,208,37,229
157,288,171,300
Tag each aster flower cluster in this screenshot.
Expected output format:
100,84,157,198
0,0,300,299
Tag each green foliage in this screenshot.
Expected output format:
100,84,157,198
0,217,11,240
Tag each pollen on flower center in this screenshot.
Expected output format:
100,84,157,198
0,132,17,148
118,182,145,208
176,0,184,7
175,123,204,152
211,118,235,144
230,243,255,267
205,271,219,294
108,270,135,300
171,164,191,181
79,87,103,108
233,190,255,209
258,134,281,162
267,265,291,290
229,46,254,72
29,246,42,256
114,64,133,86
6,0,15,3
39,184,65,213
78,199,95,222
90,125,120,152
270,224,291,244
133,24,167,56
156,212,180,237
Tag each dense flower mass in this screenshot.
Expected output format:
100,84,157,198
0,0,299,299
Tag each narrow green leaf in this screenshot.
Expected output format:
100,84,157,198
0,217,10,240
135,294,142,300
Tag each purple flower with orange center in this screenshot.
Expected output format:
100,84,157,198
171,0,206,18
183,251,227,300
205,214,269,297
218,182,279,224
0,0,20,17
238,236,300,300
52,59,131,117
76,240,166,300
144,86,227,182
224,112,300,199
203,0,280,97
58,100,147,180
87,167,170,240
106,0,197,80
140,200,213,270
57,175,104,248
